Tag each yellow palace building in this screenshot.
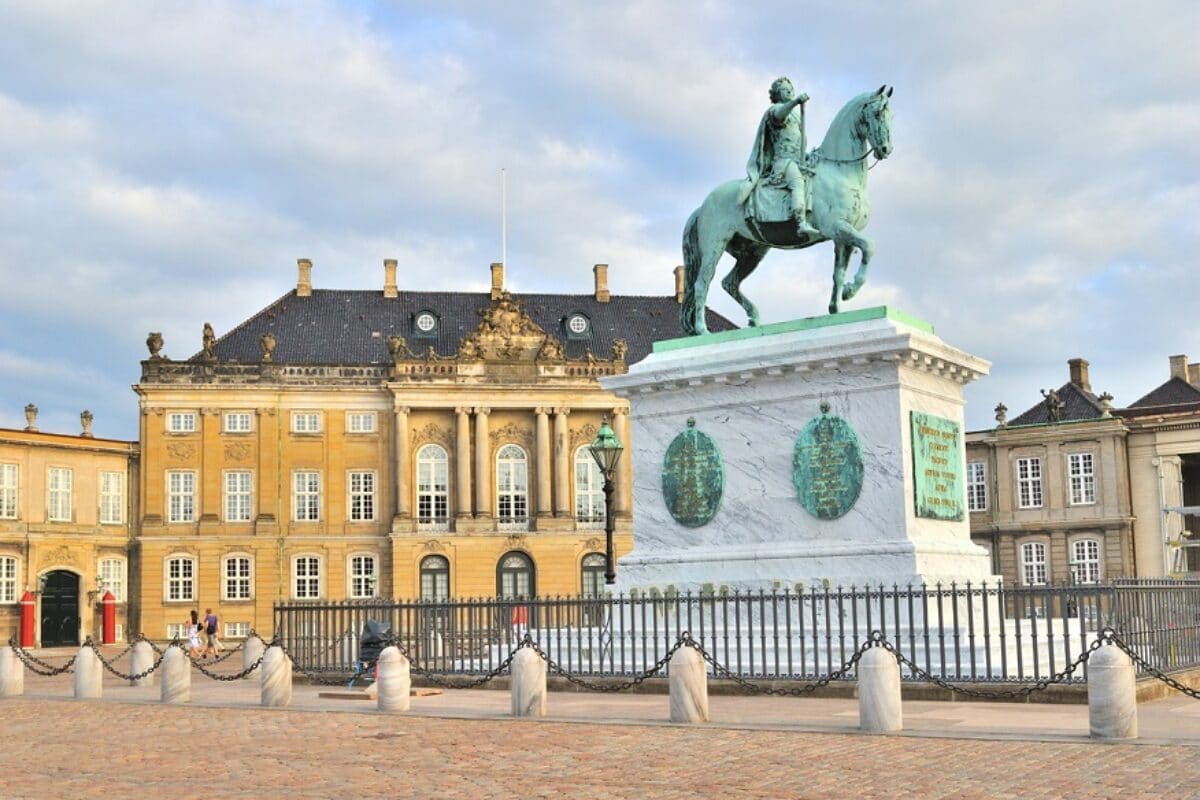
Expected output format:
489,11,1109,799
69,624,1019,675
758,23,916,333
132,260,733,640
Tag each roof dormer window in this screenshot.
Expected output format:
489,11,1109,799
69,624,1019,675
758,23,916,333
413,311,439,337
565,313,590,339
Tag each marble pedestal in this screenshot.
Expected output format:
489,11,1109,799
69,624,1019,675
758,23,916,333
602,307,996,592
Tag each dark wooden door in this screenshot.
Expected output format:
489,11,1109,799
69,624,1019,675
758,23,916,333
40,570,80,647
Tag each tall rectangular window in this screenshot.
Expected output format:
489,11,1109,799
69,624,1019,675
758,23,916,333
99,557,125,602
348,471,375,522
167,412,197,433
966,461,987,512
167,471,196,523
223,555,252,600
0,556,17,603
293,471,320,521
291,412,321,433
349,554,376,598
1068,453,1096,506
224,471,253,522
100,471,124,524
224,412,253,433
1016,457,1043,509
293,556,321,599
346,412,376,433
416,445,450,531
1071,538,1102,584
47,467,73,522
0,464,16,519
1020,542,1048,585
165,556,195,601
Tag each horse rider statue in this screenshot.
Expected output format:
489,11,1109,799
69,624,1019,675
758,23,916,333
738,76,820,239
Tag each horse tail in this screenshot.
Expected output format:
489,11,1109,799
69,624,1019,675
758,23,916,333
680,210,701,335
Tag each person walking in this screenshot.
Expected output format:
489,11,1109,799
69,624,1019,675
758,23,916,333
186,609,203,659
202,608,219,660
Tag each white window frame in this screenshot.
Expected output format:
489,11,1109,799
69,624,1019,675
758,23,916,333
293,471,321,522
166,470,196,523
966,461,987,512
1020,541,1048,586
347,470,376,522
574,446,605,529
346,412,377,434
164,554,196,602
166,411,197,433
1071,538,1102,584
416,444,450,531
1068,452,1096,506
291,412,322,434
292,554,322,599
224,622,251,639
1016,457,1043,509
222,553,254,601
166,622,188,640
223,412,253,433
224,470,253,523
496,444,529,532
0,463,17,520
347,553,378,599
419,555,450,601
47,467,73,522
0,555,18,604
99,470,124,524
98,556,126,602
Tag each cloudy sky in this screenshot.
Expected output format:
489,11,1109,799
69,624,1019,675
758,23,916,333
1,1,1197,438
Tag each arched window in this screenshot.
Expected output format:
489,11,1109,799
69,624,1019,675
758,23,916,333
221,553,253,601
348,553,377,599
1020,542,1047,586
497,551,535,599
1071,538,1102,584
419,555,450,601
496,445,529,531
416,445,450,531
581,553,606,598
574,446,605,529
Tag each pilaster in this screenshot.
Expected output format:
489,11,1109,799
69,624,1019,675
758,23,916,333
474,407,491,519
553,408,570,517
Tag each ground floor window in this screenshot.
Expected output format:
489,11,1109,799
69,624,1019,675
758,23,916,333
420,555,450,601
497,551,535,599
581,552,606,598
224,622,251,639
293,555,321,599
349,554,377,598
1071,538,1102,584
1020,542,1047,586
0,555,17,603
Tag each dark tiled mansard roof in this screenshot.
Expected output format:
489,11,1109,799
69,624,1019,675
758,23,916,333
196,289,736,366
1008,382,1107,426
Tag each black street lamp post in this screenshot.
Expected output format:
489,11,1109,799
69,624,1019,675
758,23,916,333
588,417,624,585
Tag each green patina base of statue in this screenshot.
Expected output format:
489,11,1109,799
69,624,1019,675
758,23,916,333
682,82,895,335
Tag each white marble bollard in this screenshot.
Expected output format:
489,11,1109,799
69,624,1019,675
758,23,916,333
261,646,293,708
376,646,411,713
858,646,902,733
160,646,191,704
0,646,24,697
74,645,103,700
242,636,266,680
130,640,155,687
510,647,546,718
669,646,708,723
1089,643,1138,740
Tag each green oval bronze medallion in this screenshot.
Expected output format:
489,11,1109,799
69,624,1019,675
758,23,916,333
661,418,724,527
793,403,864,520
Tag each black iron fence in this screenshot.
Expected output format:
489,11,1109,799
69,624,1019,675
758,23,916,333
273,580,1200,684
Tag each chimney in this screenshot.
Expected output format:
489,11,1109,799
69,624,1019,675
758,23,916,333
674,265,686,304
1067,358,1091,392
80,410,94,438
23,403,37,432
1169,354,1189,381
296,258,313,297
383,259,398,299
1189,363,1200,387
593,263,610,303
490,262,504,300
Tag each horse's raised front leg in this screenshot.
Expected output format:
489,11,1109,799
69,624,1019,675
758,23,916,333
831,223,874,301
829,242,850,314
722,237,769,327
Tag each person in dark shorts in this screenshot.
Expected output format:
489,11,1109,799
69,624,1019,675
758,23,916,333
202,608,219,659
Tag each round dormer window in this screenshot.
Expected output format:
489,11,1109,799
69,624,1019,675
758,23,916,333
567,314,589,335
415,312,437,333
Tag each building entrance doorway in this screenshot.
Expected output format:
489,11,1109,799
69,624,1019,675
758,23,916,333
40,570,80,647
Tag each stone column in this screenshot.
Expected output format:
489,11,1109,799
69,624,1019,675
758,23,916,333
74,645,103,700
455,408,472,519
668,646,708,723
376,646,411,713
511,647,547,718
394,406,411,521
553,408,570,517
0,646,24,697
160,646,190,704
536,408,552,521
474,407,491,519
261,645,293,707
858,646,902,733
612,407,632,517
130,640,155,687
242,635,266,680
1088,643,1138,740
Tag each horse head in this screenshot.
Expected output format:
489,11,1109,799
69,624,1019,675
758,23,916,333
860,86,894,159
